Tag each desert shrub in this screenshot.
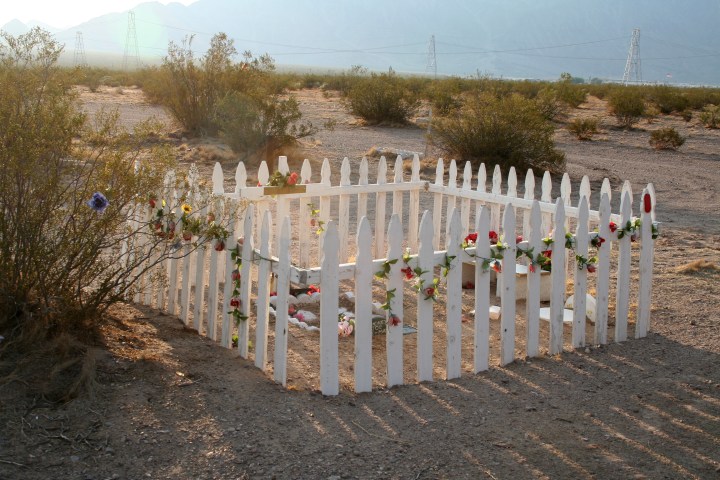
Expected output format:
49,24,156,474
0,29,236,399
431,92,566,173
567,117,600,140
556,73,586,108
648,85,689,114
699,104,720,128
643,103,660,123
534,87,564,120
681,109,693,122
346,71,419,124
608,87,646,128
649,127,685,150
426,78,462,115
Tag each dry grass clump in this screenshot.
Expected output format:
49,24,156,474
675,259,719,274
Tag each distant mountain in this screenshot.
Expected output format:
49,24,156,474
4,0,719,85
1,19,60,36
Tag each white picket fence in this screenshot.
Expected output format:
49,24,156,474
131,155,657,396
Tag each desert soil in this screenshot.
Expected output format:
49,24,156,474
1,86,719,480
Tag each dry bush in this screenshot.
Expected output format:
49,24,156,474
608,87,646,128
567,117,600,140
345,71,420,124
699,104,720,129
676,259,719,274
649,127,685,150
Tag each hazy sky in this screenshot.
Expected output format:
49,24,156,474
1,1,198,29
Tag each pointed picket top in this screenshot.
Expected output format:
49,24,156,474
234,161,247,194
507,167,517,198
580,175,591,203
620,188,633,214
341,157,351,186
391,155,402,183
477,163,487,193
561,173,571,204
448,160,458,189
462,162,472,191
524,169,535,200
411,154,420,182
541,171,552,202
647,182,656,221
492,164,502,195
211,162,224,194
300,158,312,184
434,158,444,186
377,156,388,185
258,161,270,186
621,180,632,201
187,163,199,189
278,155,289,175
321,158,331,185
601,178,612,202
359,157,369,185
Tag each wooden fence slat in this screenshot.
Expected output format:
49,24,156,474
167,225,180,316
446,209,463,378
358,157,369,227
221,233,236,348
580,175,591,205
433,158,444,249
192,245,206,333
374,157,388,259
507,167,518,199
541,171,553,236
320,220,340,395
445,160,458,241
238,204,255,358
572,196,589,348
408,154,420,252
386,214,404,387
392,155,404,221
339,157,351,263
180,244,192,325
550,199,567,355
274,217,291,386
354,217,373,393
473,163,487,243
460,161,472,234
417,211,435,382
278,155,289,174
615,190,633,342
212,162,224,195
500,204,517,366
636,188,655,338
561,173,572,278
595,193,611,345
491,165,502,233
526,201,542,358
318,158,332,264
255,210,273,370
523,169,535,239
234,161,247,195
473,206,491,373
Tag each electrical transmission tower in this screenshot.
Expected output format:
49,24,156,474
622,28,641,85
73,31,87,67
122,11,140,71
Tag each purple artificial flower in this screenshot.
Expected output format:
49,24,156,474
87,192,109,213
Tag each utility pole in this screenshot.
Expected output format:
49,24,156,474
73,31,87,68
122,11,140,71
425,34,437,160
622,28,641,85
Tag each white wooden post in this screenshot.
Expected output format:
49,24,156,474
180,244,192,325
432,158,444,249
615,190,633,342
374,157,388,259
354,217,373,393
473,206,491,373
298,159,312,268
392,155,404,221
550,199,567,355
474,163,487,232
274,217,291,386
572,196,589,348
561,173,572,278
460,161,472,234
417,211,435,382
500,204,517,366
445,160,458,241
491,165,502,233
358,157,369,225
221,233,236,348
338,157,351,263
238,204,255,358
320,220,340,395
636,188,655,338
206,197,224,342
408,154,421,252
255,210,272,370
386,214,404,388
541,171,553,236
446,208,463,378
192,245,206,333
278,155,289,174
318,158,332,264
523,169,535,239
526,201,542,358
595,193,611,345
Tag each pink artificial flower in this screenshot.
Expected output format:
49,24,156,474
287,172,299,186
232,269,241,282
288,305,296,315
516,235,524,244
388,314,401,327
214,240,225,252
295,312,305,322
338,320,353,337
182,231,193,242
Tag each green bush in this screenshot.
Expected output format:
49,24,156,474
649,127,685,150
699,104,720,128
534,87,564,120
431,92,566,173
346,71,420,124
567,117,600,140
426,78,462,115
648,85,689,114
556,73,586,108
608,87,646,128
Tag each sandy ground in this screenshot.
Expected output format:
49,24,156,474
1,86,719,479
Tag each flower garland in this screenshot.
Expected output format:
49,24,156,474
265,170,299,187
307,202,325,234
461,230,507,273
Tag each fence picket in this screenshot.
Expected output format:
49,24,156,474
298,160,312,268
339,157,351,262
491,165,502,233
580,175,591,206
461,162,472,234
615,190,633,342
474,163,487,240
572,196,589,348
500,204,517,365
541,171,553,236
408,154,420,252
445,160,458,241
550,199,567,355
392,155,404,221
473,207,491,373
274,217,291,386
234,161,247,195
595,193,611,345
354,217,373,393
221,234,236,348
358,157,369,225
386,214,404,387
433,158,444,249
180,243,192,325
255,210,273,370
278,155,289,174
507,167,518,198
238,204,255,358
374,157,388,258
318,158,332,263
446,209,463,378
320,220,340,395
523,169,535,239
417,211,435,382
192,245,206,333
526,201,542,358
636,187,654,338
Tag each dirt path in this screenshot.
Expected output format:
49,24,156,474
1,87,719,479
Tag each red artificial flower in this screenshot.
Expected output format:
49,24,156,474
630,233,638,242
295,312,305,322
492,262,502,273
182,231,193,242
214,240,225,252
229,297,241,308
425,287,436,297
232,269,241,282
310,218,316,227
149,198,157,209
587,264,597,273
401,266,414,280
288,305,296,315
543,249,553,258
488,230,499,244
307,285,321,294
516,235,524,245
287,172,299,186
388,314,401,327
644,193,652,214
270,291,277,297
464,232,478,245
609,221,618,233
529,264,536,273
463,281,475,290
